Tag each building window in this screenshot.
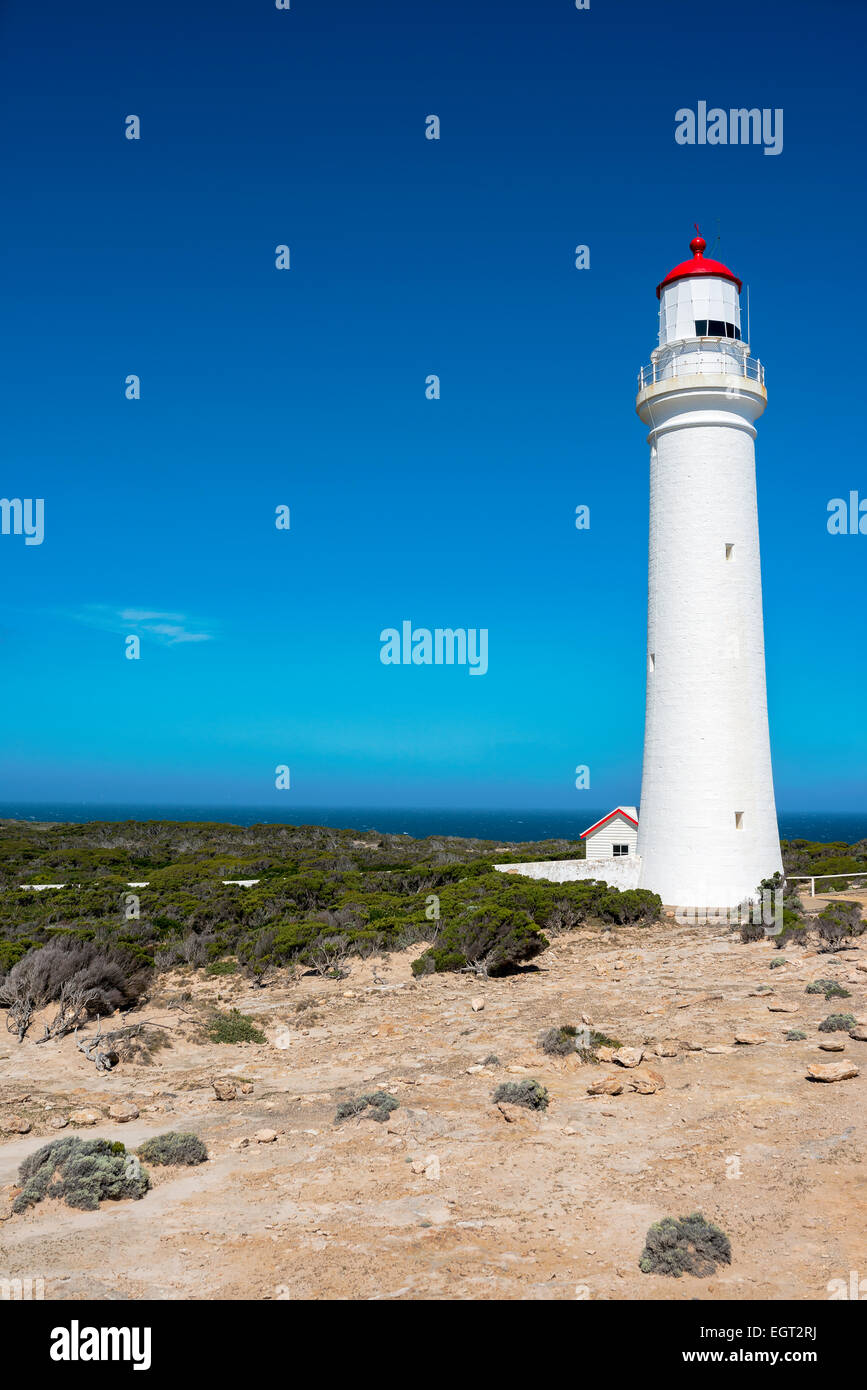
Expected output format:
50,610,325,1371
735,811,744,830
648,652,655,673
695,320,741,340
725,543,734,560
613,843,630,856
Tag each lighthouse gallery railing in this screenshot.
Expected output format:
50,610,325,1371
637,352,765,391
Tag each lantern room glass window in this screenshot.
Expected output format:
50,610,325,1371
694,319,741,340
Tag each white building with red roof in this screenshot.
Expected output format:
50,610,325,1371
581,806,639,861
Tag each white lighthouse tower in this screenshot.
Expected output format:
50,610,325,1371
635,231,783,909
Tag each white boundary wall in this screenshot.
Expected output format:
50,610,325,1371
494,856,642,890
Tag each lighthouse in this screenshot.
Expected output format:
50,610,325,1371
635,232,783,909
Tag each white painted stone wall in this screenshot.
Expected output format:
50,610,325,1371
494,857,642,890
636,357,783,907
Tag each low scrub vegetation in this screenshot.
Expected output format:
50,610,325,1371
818,1013,857,1033
805,979,851,999
815,900,865,951
205,1009,266,1045
334,1090,399,1124
491,1079,549,1111
0,821,665,1011
137,1132,208,1166
638,1213,732,1278
13,1137,149,1213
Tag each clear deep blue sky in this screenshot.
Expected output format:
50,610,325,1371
2,0,865,812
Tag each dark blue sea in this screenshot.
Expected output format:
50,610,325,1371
1,804,865,846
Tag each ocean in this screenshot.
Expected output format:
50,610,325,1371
0,803,865,846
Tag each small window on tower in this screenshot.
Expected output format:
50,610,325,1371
648,652,655,673
725,322,736,338
735,811,744,830
694,319,708,336
708,319,726,336
725,543,734,560
734,325,742,340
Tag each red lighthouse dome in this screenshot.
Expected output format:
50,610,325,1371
656,233,742,299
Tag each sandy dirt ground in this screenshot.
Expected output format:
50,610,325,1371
1,904,865,1302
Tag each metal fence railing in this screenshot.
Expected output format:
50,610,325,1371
638,352,765,391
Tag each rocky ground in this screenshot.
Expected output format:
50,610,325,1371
1,899,865,1301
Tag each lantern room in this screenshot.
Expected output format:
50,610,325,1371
656,234,743,347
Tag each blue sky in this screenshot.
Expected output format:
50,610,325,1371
1,0,865,812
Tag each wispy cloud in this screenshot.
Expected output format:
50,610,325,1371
73,605,215,646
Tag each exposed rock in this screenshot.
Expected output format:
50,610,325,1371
611,1046,644,1068
471,997,485,1012
587,1076,625,1096
0,1115,31,1135
819,1041,845,1052
767,1002,799,1013
654,1040,680,1057
212,1079,237,1102
108,1101,139,1122
240,1083,254,1094
806,1062,859,1083
734,1033,767,1045
424,1155,441,1180
629,1066,665,1094
254,1128,278,1143
49,1115,69,1130
495,1101,533,1122
849,1027,867,1042
68,1109,101,1127
705,1045,735,1054
385,1111,411,1136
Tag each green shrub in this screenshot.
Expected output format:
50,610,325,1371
818,1013,857,1033
784,1029,807,1041
13,1137,149,1213
577,1029,622,1060
805,979,851,999
740,921,766,943
334,1090,399,1124
540,1024,579,1056
596,888,662,926
137,1132,208,1166
816,900,865,950
769,958,787,969
206,960,237,977
206,1009,266,1044
638,1213,732,1278
491,1079,549,1111
412,906,548,977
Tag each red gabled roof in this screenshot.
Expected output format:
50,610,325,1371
656,232,742,300
580,807,639,839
